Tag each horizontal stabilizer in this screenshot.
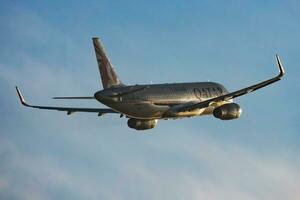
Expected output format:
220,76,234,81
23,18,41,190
53,96,95,99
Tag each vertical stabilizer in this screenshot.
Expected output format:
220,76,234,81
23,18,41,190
92,38,123,89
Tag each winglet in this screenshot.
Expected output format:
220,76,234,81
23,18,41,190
276,54,285,78
15,86,30,107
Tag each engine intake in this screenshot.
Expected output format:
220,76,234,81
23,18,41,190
127,118,158,130
213,103,242,120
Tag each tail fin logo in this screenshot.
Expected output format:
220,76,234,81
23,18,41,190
93,38,122,89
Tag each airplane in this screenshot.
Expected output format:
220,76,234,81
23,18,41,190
16,38,285,130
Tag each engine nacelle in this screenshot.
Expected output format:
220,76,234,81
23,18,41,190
213,103,242,120
127,118,158,130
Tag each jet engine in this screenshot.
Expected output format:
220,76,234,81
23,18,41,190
127,118,158,130
213,103,242,120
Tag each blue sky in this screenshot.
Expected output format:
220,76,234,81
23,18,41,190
0,0,299,199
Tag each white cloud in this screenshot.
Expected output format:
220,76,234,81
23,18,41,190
118,135,300,200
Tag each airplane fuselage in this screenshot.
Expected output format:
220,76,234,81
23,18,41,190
94,82,230,119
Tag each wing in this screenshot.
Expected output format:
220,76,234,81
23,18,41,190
177,54,285,112
16,87,118,115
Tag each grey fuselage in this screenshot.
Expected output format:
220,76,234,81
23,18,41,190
94,82,229,119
